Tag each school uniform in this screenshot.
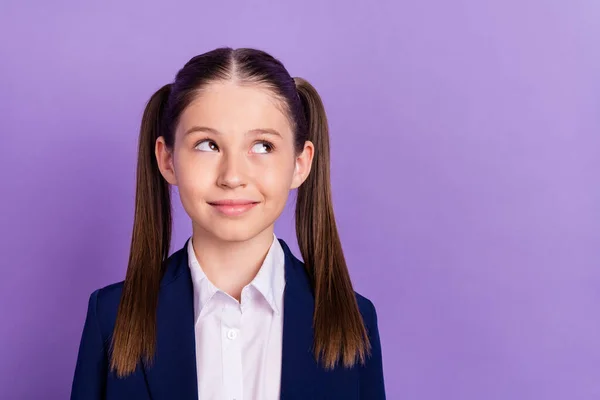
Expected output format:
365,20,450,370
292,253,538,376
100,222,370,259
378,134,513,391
70,235,386,399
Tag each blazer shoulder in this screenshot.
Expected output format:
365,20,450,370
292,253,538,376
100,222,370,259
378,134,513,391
96,279,125,298
94,279,125,308
354,291,377,323
354,291,386,398
86,280,125,340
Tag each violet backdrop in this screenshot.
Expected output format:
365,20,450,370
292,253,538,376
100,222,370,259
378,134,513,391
1,0,599,399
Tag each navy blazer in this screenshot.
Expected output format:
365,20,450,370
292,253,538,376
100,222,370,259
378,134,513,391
71,238,386,399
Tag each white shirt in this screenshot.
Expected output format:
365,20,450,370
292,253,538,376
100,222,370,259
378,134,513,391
187,234,286,400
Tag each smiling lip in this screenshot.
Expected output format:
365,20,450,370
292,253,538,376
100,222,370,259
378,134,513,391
208,199,259,217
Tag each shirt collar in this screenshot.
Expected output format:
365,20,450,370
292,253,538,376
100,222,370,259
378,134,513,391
187,233,286,321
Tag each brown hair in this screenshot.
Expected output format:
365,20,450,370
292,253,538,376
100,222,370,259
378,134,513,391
110,48,370,377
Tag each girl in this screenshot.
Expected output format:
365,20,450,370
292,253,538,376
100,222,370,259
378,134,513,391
71,47,385,400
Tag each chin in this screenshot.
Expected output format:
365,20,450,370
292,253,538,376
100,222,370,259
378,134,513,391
211,230,256,243
200,219,269,243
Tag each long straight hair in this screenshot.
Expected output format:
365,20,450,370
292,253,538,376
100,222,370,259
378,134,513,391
110,48,371,377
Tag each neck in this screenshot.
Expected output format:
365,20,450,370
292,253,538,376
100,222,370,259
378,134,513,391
190,224,275,301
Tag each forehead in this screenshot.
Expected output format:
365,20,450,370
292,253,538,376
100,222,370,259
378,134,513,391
176,81,292,138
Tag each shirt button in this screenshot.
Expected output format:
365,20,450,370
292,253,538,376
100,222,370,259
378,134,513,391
226,329,238,340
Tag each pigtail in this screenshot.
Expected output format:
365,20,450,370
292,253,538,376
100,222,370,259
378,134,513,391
110,83,173,377
294,77,371,369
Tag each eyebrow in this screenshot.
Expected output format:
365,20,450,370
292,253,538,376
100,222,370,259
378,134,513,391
183,126,282,138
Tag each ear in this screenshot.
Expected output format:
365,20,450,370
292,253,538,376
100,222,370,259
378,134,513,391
155,136,178,186
290,140,314,189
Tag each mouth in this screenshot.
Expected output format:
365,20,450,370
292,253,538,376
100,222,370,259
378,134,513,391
207,199,260,217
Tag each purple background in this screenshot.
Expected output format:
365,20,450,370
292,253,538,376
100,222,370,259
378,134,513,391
1,1,599,399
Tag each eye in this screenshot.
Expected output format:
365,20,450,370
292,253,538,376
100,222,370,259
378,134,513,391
195,139,219,152
251,141,274,154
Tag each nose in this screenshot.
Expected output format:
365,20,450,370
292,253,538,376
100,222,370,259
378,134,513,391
216,152,247,189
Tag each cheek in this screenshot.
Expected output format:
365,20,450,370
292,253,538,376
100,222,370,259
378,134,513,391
256,158,295,197
173,152,213,195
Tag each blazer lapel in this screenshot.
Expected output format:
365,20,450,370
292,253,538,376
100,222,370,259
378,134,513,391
278,239,320,399
142,239,198,400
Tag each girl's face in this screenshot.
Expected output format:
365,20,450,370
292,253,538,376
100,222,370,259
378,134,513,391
156,81,314,242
